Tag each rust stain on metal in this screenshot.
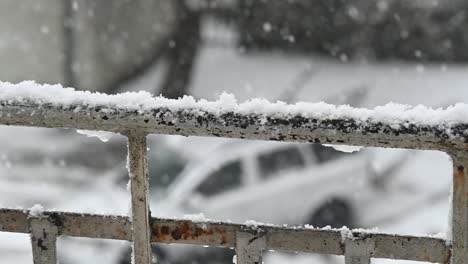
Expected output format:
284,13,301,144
443,248,452,264
113,227,128,238
454,166,465,193
160,226,170,235
7,224,17,231
152,222,228,245
421,248,431,263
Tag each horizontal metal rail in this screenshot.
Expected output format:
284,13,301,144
1,100,468,152
0,91,466,264
0,208,451,263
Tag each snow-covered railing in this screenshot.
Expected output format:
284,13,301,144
0,81,466,264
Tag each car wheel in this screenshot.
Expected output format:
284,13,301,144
308,198,353,228
184,247,235,264
118,245,168,264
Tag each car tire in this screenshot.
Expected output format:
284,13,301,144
308,198,354,228
118,245,168,264
118,245,233,264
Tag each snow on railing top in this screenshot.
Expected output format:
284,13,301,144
1,81,468,153
2,81,468,127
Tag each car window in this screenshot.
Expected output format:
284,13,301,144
148,148,186,190
117,144,186,192
258,147,305,179
310,144,348,163
196,160,243,197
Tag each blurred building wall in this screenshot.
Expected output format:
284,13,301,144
0,1,66,85
0,0,177,92
238,0,468,62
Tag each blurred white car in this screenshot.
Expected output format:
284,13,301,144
142,139,421,264
52,138,380,264
146,137,453,264
159,141,372,228
0,127,437,264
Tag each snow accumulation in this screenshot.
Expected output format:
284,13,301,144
340,226,353,241
244,219,275,228
29,204,44,217
76,129,114,142
304,224,380,241
181,213,208,222
2,81,468,128
324,144,363,153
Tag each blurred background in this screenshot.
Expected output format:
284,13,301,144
1,0,467,263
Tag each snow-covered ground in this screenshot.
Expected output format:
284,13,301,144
1,36,467,263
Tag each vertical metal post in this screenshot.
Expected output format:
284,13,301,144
127,132,152,264
450,155,467,264
344,238,374,264
236,231,266,264
29,217,58,264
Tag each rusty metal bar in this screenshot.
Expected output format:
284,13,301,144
344,238,374,264
450,154,467,264
0,209,131,239
29,216,58,264
127,132,152,264
0,93,466,264
235,231,266,264
1,100,468,153
0,209,451,263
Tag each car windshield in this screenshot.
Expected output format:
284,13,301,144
195,160,243,197
148,147,187,190
117,142,187,192
258,146,305,179
310,144,349,163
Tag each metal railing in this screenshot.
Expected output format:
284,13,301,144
0,91,466,264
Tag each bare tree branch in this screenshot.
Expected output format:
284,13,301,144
159,3,201,99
